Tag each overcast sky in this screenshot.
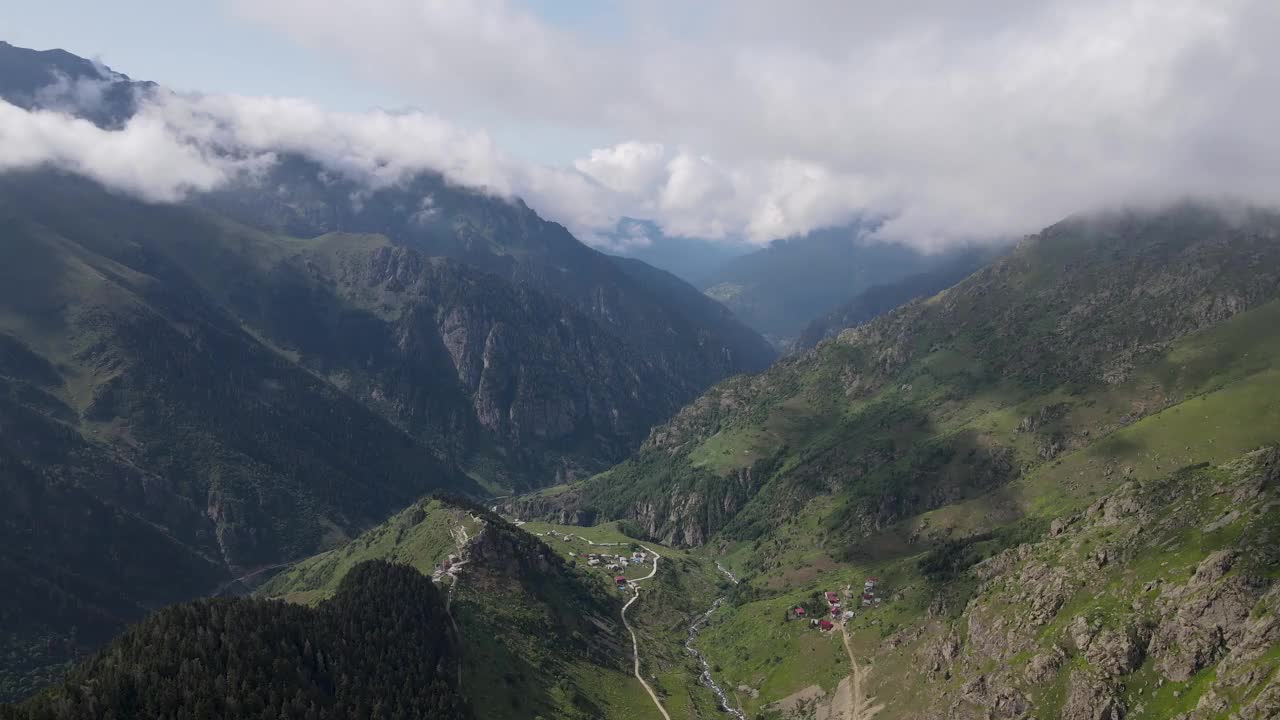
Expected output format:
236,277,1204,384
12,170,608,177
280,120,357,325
3,0,1279,249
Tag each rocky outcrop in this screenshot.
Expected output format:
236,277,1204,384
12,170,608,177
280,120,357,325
1062,671,1125,720
871,449,1280,720
1148,550,1263,681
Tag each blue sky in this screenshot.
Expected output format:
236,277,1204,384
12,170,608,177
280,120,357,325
1,0,617,164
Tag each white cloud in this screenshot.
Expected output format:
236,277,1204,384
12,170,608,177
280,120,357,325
573,142,666,196
225,0,1280,246
0,99,260,202
8,0,1280,251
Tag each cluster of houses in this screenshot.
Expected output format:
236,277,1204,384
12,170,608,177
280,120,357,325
786,578,884,633
582,549,648,571
860,577,881,607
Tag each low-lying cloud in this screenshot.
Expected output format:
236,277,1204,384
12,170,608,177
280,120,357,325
225,0,1280,247
6,0,1280,250
0,99,256,202
0,86,866,248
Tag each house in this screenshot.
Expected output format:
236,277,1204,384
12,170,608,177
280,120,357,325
843,610,855,620
864,577,879,590
825,591,840,604
606,563,621,571
794,607,807,617
615,576,628,586
587,558,601,566
830,606,841,617
819,620,834,631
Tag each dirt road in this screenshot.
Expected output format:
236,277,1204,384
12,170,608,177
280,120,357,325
621,546,672,720
837,621,883,720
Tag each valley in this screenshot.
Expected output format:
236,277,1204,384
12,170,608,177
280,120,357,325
2,20,1280,720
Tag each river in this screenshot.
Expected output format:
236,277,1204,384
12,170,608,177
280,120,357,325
683,562,749,719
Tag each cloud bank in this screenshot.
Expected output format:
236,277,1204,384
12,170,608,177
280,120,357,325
226,0,1280,246
5,0,1280,249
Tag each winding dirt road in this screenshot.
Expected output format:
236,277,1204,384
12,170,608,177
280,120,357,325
621,546,672,720
838,620,883,720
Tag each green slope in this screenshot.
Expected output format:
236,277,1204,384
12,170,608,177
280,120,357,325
541,203,1280,550
260,497,687,720
696,448,1280,719
508,203,1280,718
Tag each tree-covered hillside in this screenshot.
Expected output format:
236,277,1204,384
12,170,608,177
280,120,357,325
260,495,671,720
1,561,470,720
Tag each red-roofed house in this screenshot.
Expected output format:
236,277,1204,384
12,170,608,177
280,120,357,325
615,576,628,585
825,591,839,604
794,607,807,617
830,606,841,617
819,620,834,631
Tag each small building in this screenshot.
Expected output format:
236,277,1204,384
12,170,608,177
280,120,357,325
615,576,628,586
830,606,841,617
819,620,834,631
843,610,855,620
825,591,840,604
606,563,621,571
794,607,807,617
587,558,600,566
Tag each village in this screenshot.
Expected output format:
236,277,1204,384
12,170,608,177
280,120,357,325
786,577,883,632
528,529,657,591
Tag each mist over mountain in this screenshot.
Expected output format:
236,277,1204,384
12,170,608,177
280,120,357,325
599,217,749,286
698,221,992,346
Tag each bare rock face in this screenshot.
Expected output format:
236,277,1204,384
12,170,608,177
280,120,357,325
1061,671,1125,720
1237,681,1280,720
1148,551,1262,682
959,674,1029,719
1023,646,1065,685
921,630,963,677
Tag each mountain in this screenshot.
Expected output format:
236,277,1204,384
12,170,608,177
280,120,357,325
697,222,976,346
259,495,711,719
0,41,776,700
602,217,749,286
3,560,471,720
0,40,775,408
0,166,766,697
507,201,1280,717
526,202,1280,544
197,156,776,388
794,247,1002,350
0,40,150,128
